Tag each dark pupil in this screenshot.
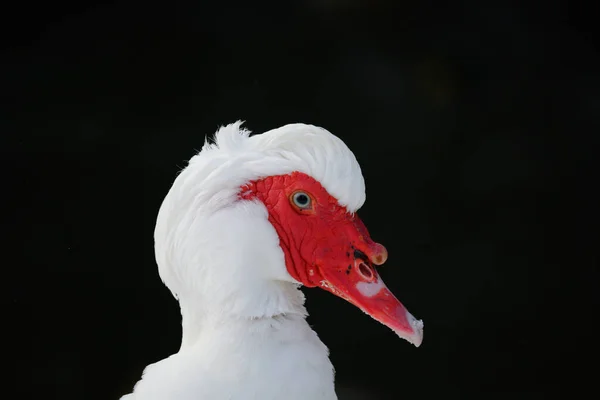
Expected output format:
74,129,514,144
296,194,309,205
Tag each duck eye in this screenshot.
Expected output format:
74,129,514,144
291,191,311,209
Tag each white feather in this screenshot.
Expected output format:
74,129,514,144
121,122,366,400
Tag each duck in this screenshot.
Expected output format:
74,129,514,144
121,122,423,400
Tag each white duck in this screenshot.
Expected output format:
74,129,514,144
121,122,423,400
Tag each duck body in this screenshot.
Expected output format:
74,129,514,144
122,312,335,400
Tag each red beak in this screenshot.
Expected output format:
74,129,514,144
318,256,424,347
316,239,424,347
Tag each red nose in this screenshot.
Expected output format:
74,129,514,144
351,217,388,265
368,243,388,265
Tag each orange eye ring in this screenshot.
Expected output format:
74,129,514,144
289,190,315,214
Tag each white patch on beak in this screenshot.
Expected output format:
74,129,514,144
356,279,385,297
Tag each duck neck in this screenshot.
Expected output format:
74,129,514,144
178,280,308,349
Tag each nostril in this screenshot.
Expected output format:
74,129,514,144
357,262,374,281
353,249,368,261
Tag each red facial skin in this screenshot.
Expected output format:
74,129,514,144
240,172,422,345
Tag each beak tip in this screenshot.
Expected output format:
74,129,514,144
411,323,424,347
395,311,424,347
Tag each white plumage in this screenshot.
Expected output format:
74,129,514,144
121,122,422,400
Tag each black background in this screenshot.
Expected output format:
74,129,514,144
3,1,598,399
